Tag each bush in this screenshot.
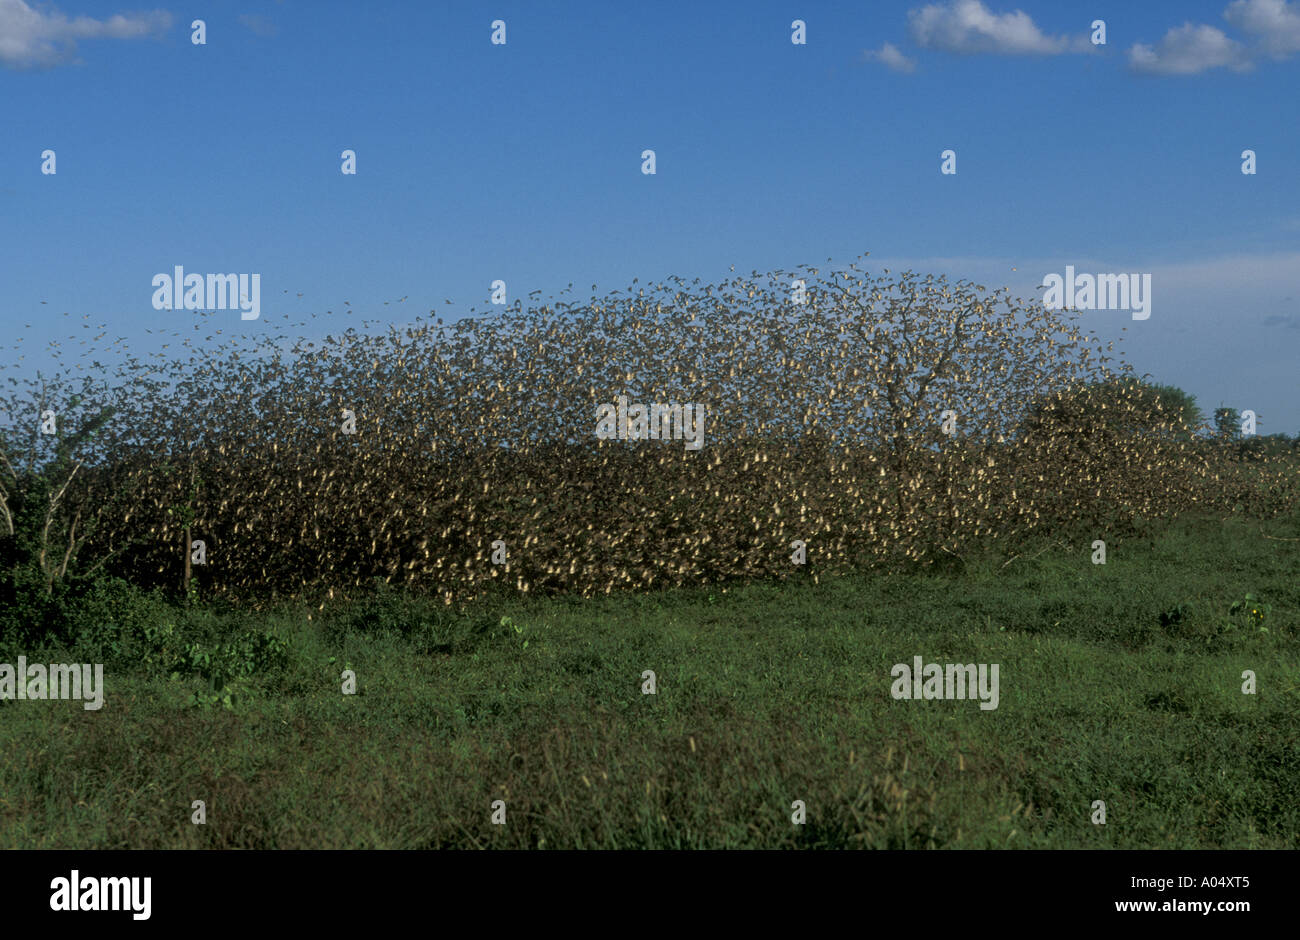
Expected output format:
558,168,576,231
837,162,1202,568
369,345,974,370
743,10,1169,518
175,626,290,708
61,576,175,665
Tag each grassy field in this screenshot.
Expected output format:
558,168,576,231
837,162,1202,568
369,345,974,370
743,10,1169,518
1,511,1296,849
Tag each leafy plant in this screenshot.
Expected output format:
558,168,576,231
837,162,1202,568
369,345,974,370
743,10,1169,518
501,615,529,649
188,675,247,711
1229,593,1271,632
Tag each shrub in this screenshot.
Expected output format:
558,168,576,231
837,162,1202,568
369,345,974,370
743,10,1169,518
76,586,162,671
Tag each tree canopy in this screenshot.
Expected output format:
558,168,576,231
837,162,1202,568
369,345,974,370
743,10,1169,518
1018,376,1205,444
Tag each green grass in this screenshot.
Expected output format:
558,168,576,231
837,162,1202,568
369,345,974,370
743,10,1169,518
1,512,1297,848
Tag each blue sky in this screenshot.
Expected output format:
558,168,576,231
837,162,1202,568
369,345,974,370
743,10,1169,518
3,0,1297,431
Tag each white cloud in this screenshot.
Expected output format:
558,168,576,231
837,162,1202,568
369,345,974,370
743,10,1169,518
862,42,917,73
1127,22,1252,74
0,0,170,68
907,0,1090,56
1127,2,1300,76
1224,0,1300,58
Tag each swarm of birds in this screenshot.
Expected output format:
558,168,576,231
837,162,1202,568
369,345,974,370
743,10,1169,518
2,254,1295,609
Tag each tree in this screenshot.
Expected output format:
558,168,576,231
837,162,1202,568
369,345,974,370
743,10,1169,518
1214,406,1239,439
1018,376,1204,445
1143,382,1205,437
0,384,117,598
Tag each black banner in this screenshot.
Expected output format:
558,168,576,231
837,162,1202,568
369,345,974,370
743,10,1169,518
1,850,1284,928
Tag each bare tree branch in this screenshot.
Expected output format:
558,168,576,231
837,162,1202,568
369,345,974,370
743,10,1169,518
58,508,81,579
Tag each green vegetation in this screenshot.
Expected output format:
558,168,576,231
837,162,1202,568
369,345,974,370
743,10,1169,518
1019,376,1207,443
0,510,1295,849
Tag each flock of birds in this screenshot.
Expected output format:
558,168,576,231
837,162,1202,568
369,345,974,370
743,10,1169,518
4,256,1294,607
